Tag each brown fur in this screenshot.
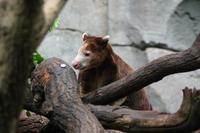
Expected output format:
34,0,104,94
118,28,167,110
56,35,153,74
77,35,152,110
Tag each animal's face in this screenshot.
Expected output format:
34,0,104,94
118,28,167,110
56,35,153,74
72,33,110,70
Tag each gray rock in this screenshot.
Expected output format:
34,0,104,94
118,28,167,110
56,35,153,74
164,0,200,50
145,48,200,113
108,0,143,44
108,0,183,45
59,0,108,35
112,46,148,69
38,30,82,65
108,0,200,51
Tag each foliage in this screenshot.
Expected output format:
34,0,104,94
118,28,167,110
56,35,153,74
33,51,44,65
49,17,60,32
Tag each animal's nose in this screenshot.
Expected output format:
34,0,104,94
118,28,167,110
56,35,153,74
72,60,80,69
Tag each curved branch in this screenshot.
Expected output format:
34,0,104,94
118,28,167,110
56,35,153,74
88,88,200,132
43,0,67,28
31,0,68,49
82,33,200,105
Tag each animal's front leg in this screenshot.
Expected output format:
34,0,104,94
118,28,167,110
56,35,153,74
78,81,92,97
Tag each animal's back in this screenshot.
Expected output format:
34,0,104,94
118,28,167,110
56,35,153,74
112,52,152,110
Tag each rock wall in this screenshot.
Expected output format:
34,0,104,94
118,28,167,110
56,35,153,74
38,0,200,113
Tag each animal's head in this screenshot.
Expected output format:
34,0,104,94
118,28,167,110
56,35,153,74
72,32,110,70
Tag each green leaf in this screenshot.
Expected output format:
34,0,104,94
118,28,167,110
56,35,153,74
33,51,44,65
49,17,60,32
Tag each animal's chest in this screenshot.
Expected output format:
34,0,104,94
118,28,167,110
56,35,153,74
90,75,105,90
89,71,116,91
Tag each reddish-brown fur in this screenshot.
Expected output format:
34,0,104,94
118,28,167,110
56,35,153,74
77,35,152,110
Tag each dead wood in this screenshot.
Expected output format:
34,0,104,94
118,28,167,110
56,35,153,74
31,57,105,133
16,110,49,133
88,88,200,132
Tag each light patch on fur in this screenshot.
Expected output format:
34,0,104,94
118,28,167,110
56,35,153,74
102,35,110,41
82,32,88,40
73,48,91,69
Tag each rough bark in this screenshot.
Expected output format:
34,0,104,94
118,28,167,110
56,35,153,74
0,0,67,133
31,57,105,133
194,129,200,133
28,57,200,133
82,33,200,105
88,88,200,132
16,110,49,133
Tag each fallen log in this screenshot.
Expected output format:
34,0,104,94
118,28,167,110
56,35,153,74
82,33,200,105
31,57,105,133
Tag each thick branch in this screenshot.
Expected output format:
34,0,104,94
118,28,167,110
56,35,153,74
31,57,105,133
88,88,200,132
36,0,67,47
43,0,67,28
82,34,200,105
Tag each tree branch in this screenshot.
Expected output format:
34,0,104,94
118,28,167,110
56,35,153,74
43,0,67,28
82,33,200,105
29,0,68,49
88,88,200,132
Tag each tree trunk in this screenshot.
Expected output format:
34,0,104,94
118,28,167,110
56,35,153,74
82,33,200,105
31,57,105,133
0,0,67,132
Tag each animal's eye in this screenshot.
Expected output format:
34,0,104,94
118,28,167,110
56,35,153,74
84,52,90,56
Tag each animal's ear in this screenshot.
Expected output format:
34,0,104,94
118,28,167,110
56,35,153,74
82,32,89,41
102,35,110,44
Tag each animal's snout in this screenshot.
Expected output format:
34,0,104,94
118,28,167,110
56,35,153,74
72,60,80,69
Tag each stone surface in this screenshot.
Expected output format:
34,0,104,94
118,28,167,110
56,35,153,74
38,30,82,65
146,48,200,113
38,0,200,113
108,0,183,45
58,0,108,35
164,0,200,50
112,46,148,69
